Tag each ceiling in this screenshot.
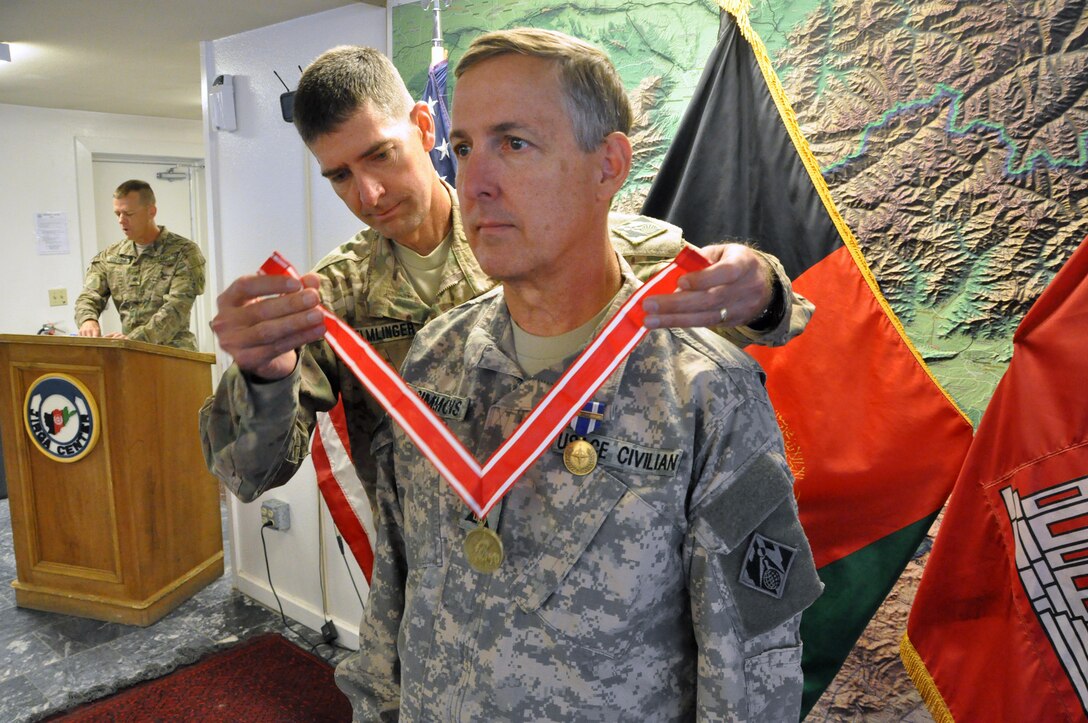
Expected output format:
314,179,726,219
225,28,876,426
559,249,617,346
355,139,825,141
0,1,384,121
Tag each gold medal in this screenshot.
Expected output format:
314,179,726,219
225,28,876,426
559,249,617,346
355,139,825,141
464,526,504,574
563,438,597,475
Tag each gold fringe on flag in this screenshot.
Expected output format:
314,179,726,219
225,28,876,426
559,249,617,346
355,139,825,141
715,0,970,423
900,633,956,723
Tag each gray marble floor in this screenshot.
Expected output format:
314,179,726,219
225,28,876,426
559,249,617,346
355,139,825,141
0,496,352,722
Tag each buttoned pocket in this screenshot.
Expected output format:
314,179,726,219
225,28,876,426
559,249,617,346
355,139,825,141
743,645,802,720
511,467,685,659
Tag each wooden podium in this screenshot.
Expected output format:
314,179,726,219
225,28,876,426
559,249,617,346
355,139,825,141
0,334,223,626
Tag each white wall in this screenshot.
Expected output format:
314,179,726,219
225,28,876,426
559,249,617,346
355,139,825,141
203,2,389,648
0,104,201,336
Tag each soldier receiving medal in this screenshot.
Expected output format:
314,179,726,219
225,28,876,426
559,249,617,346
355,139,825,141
347,28,823,722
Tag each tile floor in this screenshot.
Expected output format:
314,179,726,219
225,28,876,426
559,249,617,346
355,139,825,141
0,496,352,722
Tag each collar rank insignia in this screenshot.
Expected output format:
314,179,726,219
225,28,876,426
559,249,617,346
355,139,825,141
739,533,797,599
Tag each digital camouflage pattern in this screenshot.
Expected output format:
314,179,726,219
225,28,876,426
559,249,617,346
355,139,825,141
199,184,811,505
74,227,206,350
341,260,823,721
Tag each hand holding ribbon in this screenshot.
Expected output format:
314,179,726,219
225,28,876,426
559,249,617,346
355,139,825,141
260,248,709,519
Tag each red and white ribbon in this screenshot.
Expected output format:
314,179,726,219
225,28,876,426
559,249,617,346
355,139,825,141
312,398,375,583
262,248,708,520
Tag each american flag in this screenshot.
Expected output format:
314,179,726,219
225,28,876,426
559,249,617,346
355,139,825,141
422,59,456,184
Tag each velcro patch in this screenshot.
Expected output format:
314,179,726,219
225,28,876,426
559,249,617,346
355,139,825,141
357,320,420,345
552,429,682,477
411,385,470,421
739,533,797,599
610,217,668,245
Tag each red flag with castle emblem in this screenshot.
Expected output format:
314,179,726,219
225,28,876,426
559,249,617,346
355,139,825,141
902,236,1088,722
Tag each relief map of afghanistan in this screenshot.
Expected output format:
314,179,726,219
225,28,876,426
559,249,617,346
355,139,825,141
393,1,1088,716
394,0,1088,424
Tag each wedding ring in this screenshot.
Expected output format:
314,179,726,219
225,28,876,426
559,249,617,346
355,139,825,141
719,307,729,323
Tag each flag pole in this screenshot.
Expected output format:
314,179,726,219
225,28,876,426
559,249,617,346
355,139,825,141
424,0,451,66
419,0,456,183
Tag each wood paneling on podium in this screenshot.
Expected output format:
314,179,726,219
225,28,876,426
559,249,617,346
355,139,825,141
0,335,223,626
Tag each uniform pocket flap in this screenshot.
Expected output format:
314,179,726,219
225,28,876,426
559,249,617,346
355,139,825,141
513,471,628,612
744,644,803,719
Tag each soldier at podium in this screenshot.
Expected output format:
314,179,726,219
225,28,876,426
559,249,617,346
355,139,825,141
74,179,206,351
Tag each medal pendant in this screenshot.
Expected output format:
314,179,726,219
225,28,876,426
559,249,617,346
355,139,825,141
464,526,504,574
563,438,598,475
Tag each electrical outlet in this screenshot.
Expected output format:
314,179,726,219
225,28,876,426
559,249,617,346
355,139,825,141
260,499,291,531
48,288,68,306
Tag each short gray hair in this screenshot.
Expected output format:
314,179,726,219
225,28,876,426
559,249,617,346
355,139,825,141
455,28,632,152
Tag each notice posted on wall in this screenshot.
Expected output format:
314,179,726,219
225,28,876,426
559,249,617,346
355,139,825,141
36,212,69,255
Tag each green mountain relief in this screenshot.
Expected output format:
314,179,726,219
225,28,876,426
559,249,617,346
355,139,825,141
392,0,1088,421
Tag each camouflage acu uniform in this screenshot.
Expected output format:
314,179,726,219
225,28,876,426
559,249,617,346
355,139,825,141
342,258,823,721
200,191,492,502
74,227,206,350
199,186,811,503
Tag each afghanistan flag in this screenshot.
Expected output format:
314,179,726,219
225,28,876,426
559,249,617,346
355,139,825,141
640,2,975,713
901,236,1088,722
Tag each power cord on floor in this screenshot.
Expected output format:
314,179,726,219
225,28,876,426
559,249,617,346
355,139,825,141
259,520,350,662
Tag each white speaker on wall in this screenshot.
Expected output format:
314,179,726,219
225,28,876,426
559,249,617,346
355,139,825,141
210,74,237,132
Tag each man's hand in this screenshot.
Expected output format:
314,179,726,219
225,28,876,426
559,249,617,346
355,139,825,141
105,332,126,339
642,243,774,329
209,273,326,381
79,320,102,337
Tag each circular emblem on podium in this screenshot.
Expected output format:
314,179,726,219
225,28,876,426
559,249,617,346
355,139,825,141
23,374,100,463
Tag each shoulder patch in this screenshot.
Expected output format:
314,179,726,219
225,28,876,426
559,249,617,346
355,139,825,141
739,533,797,599
611,216,669,245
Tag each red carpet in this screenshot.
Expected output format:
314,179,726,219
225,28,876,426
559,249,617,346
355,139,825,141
48,633,352,722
